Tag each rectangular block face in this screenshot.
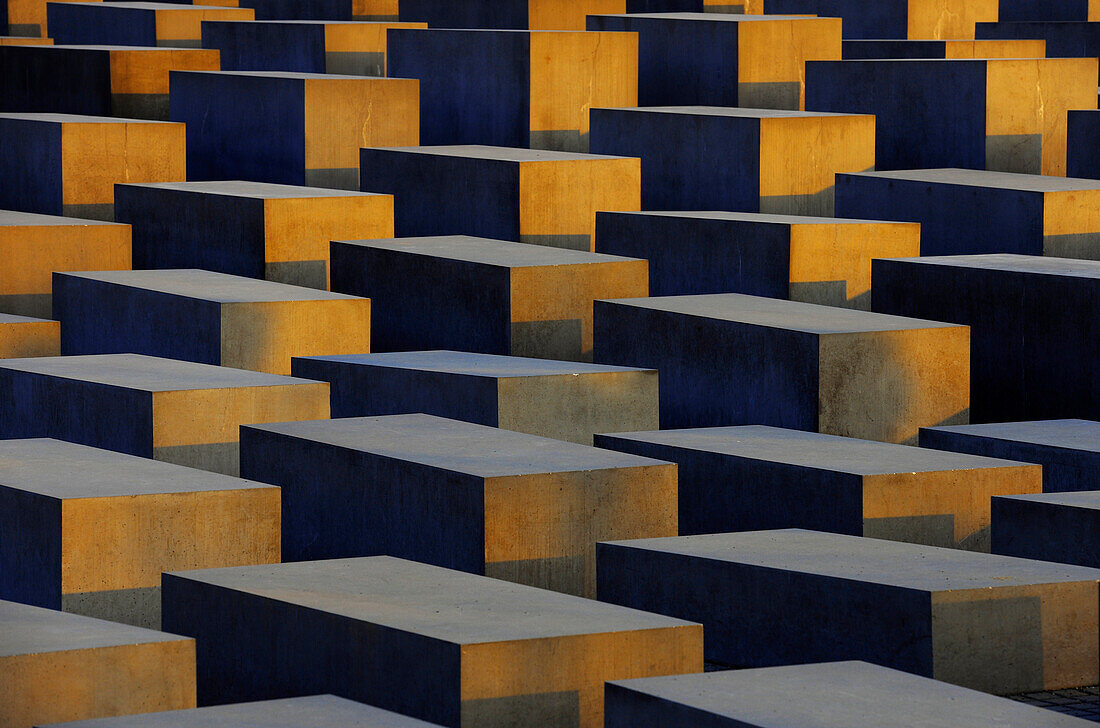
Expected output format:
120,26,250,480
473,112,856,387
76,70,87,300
605,661,1099,728
0,313,59,357
37,695,450,728
0,36,55,43
330,236,646,360
596,425,1041,550
161,557,702,726
290,351,660,444
837,169,1100,259
7,0,99,38
921,420,1100,493
47,2,253,46
977,20,1100,59
763,0,997,39
54,269,371,374
596,529,1100,693
593,293,970,443
588,107,874,216
0,600,196,728
397,0,698,30
0,353,330,475
0,438,279,629
998,0,1100,21
993,492,1100,570
239,414,676,597
358,146,640,250
842,39,1046,59
872,255,1099,424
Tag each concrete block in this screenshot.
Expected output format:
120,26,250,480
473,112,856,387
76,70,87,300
843,38,1045,58
836,168,1100,258
0,44,219,119
0,438,279,628
596,529,1100,693
0,34,54,43
396,0,702,30
0,599,195,728
0,113,186,221
0,210,129,318
290,350,659,444
594,293,970,443
999,0,1100,21
388,29,635,152
872,255,1100,423
0,314,59,357
993,491,1100,569
201,20,424,75
161,556,702,726
239,413,677,596
977,20,1100,58
604,661,1100,728
588,106,874,216
921,419,1100,493
171,70,418,189
358,147,639,249
1067,109,1100,180
702,0,748,11
595,425,1041,550
594,210,919,308
38,696,447,728
193,0,417,21
47,1,251,46
53,269,371,374
6,0,97,38
587,13,840,109
330,236,647,361
750,0,998,39
114,181,392,290
806,58,1097,175
0,353,330,475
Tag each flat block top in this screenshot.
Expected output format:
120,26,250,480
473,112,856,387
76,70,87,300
118,180,385,200
364,144,635,162
57,1,237,9
924,419,1100,453
602,210,914,227
600,529,1100,591
0,353,320,392
202,19,408,26
172,70,391,81
334,235,642,267
0,599,187,657
167,556,698,644
842,168,1100,192
597,293,964,334
996,491,1100,510
57,269,362,303
599,425,1031,476
592,12,831,22
879,254,1100,280
0,210,127,227
297,350,654,378
0,438,275,499
0,112,178,125
594,106,871,120
39,696,444,728
0,313,54,324
607,662,1095,728
244,413,669,477
9,44,191,51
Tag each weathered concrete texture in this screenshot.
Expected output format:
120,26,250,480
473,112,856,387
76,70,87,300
842,38,1046,59
594,210,919,308
114,180,392,290
0,353,329,475
46,2,252,46
605,662,1098,728
597,529,1100,694
1067,110,1100,182
170,70,418,189
240,413,676,597
977,19,1100,57
0,438,279,629
388,28,636,152
837,168,1100,258
997,0,1098,21
291,350,658,444
54,269,371,374
0,112,185,220
0,599,196,728
742,0,998,39
872,255,1100,423
38,695,446,727
992,491,1100,569
161,556,702,727
589,106,874,216
329,236,646,361
595,425,1040,550
0,313,59,358
921,419,1100,493
358,146,639,250
594,293,970,444
806,58,1097,175
587,13,840,110
396,0,702,30
0,44,218,119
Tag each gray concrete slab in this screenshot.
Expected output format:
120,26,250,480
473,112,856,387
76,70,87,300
845,167,1100,192
928,420,1100,451
877,254,1100,278
117,180,383,199
0,210,127,226
597,106,870,119
300,350,652,378
365,145,633,162
0,599,186,657
334,235,641,267
57,269,360,302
